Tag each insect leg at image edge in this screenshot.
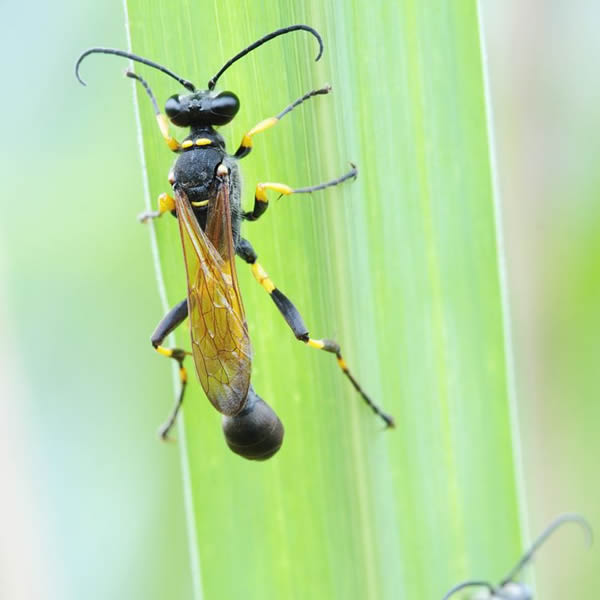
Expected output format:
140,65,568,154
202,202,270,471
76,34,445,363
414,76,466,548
441,513,593,600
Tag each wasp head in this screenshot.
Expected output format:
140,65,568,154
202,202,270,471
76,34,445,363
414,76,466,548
165,90,240,127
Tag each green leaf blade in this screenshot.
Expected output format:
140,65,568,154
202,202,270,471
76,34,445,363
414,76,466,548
126,1,523,598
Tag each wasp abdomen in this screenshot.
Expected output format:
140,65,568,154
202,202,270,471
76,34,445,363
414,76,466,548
221,387,284,460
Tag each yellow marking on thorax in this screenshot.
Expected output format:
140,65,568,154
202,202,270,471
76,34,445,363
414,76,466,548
191,199,209,207
181,138,213,150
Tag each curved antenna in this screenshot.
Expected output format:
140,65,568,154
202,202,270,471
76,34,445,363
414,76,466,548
126,71,160,115
442,581,494,600
208,25,323,90
500,513,593,586
75,48,196,91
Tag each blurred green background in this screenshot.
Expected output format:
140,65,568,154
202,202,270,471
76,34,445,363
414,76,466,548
484,3,600,598
0,1,597,599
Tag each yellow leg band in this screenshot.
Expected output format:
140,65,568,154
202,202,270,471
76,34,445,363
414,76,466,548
255,185,268,203
157,114,180,151
307,338,325,350
255,182,294,203
247,116,279,137
241,117,280,150
156,346,173,357
158,193,176,214
337,356,348,370
179,366,188,384
251,262,275,294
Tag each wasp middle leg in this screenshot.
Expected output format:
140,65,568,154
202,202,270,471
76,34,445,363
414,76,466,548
242,165,357,222
236,238,394,428
150,298,191,440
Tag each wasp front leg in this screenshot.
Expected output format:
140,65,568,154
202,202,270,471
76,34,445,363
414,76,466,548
126,71,182,152
236,238,394,428
234,85,331,159
138,189,176,223
150,298,191,440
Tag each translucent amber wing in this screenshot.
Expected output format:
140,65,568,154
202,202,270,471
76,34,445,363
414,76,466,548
175,187,251,416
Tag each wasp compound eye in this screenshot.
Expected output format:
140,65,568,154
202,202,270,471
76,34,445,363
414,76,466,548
221,388,284,460
165,94,181,116
165,94,190,126
209,92,240,125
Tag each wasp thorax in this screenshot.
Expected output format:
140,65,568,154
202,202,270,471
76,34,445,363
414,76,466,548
165,90,240,127
221,387,284,460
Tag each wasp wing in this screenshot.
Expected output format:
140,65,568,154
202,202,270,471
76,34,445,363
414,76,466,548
174,181,251,416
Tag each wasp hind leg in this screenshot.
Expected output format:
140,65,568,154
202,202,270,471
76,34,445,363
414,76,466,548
236,238,394,428
150,299,190,440
243,165,357,222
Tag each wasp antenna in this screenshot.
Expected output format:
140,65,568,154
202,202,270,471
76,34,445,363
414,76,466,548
275,85,331,120
126,71,160,115
75,47,196,91
442,581,494,600
500,513,593,586
208,25,324,90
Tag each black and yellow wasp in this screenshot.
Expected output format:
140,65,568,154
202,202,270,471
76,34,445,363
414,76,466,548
76,25,393,460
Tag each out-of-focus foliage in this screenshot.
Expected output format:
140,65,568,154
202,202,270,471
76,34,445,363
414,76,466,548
483,2,600,597
0,1,190,598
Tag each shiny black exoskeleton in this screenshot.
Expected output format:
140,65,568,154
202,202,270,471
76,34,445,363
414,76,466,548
74,28,323,460
75,26,389,460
